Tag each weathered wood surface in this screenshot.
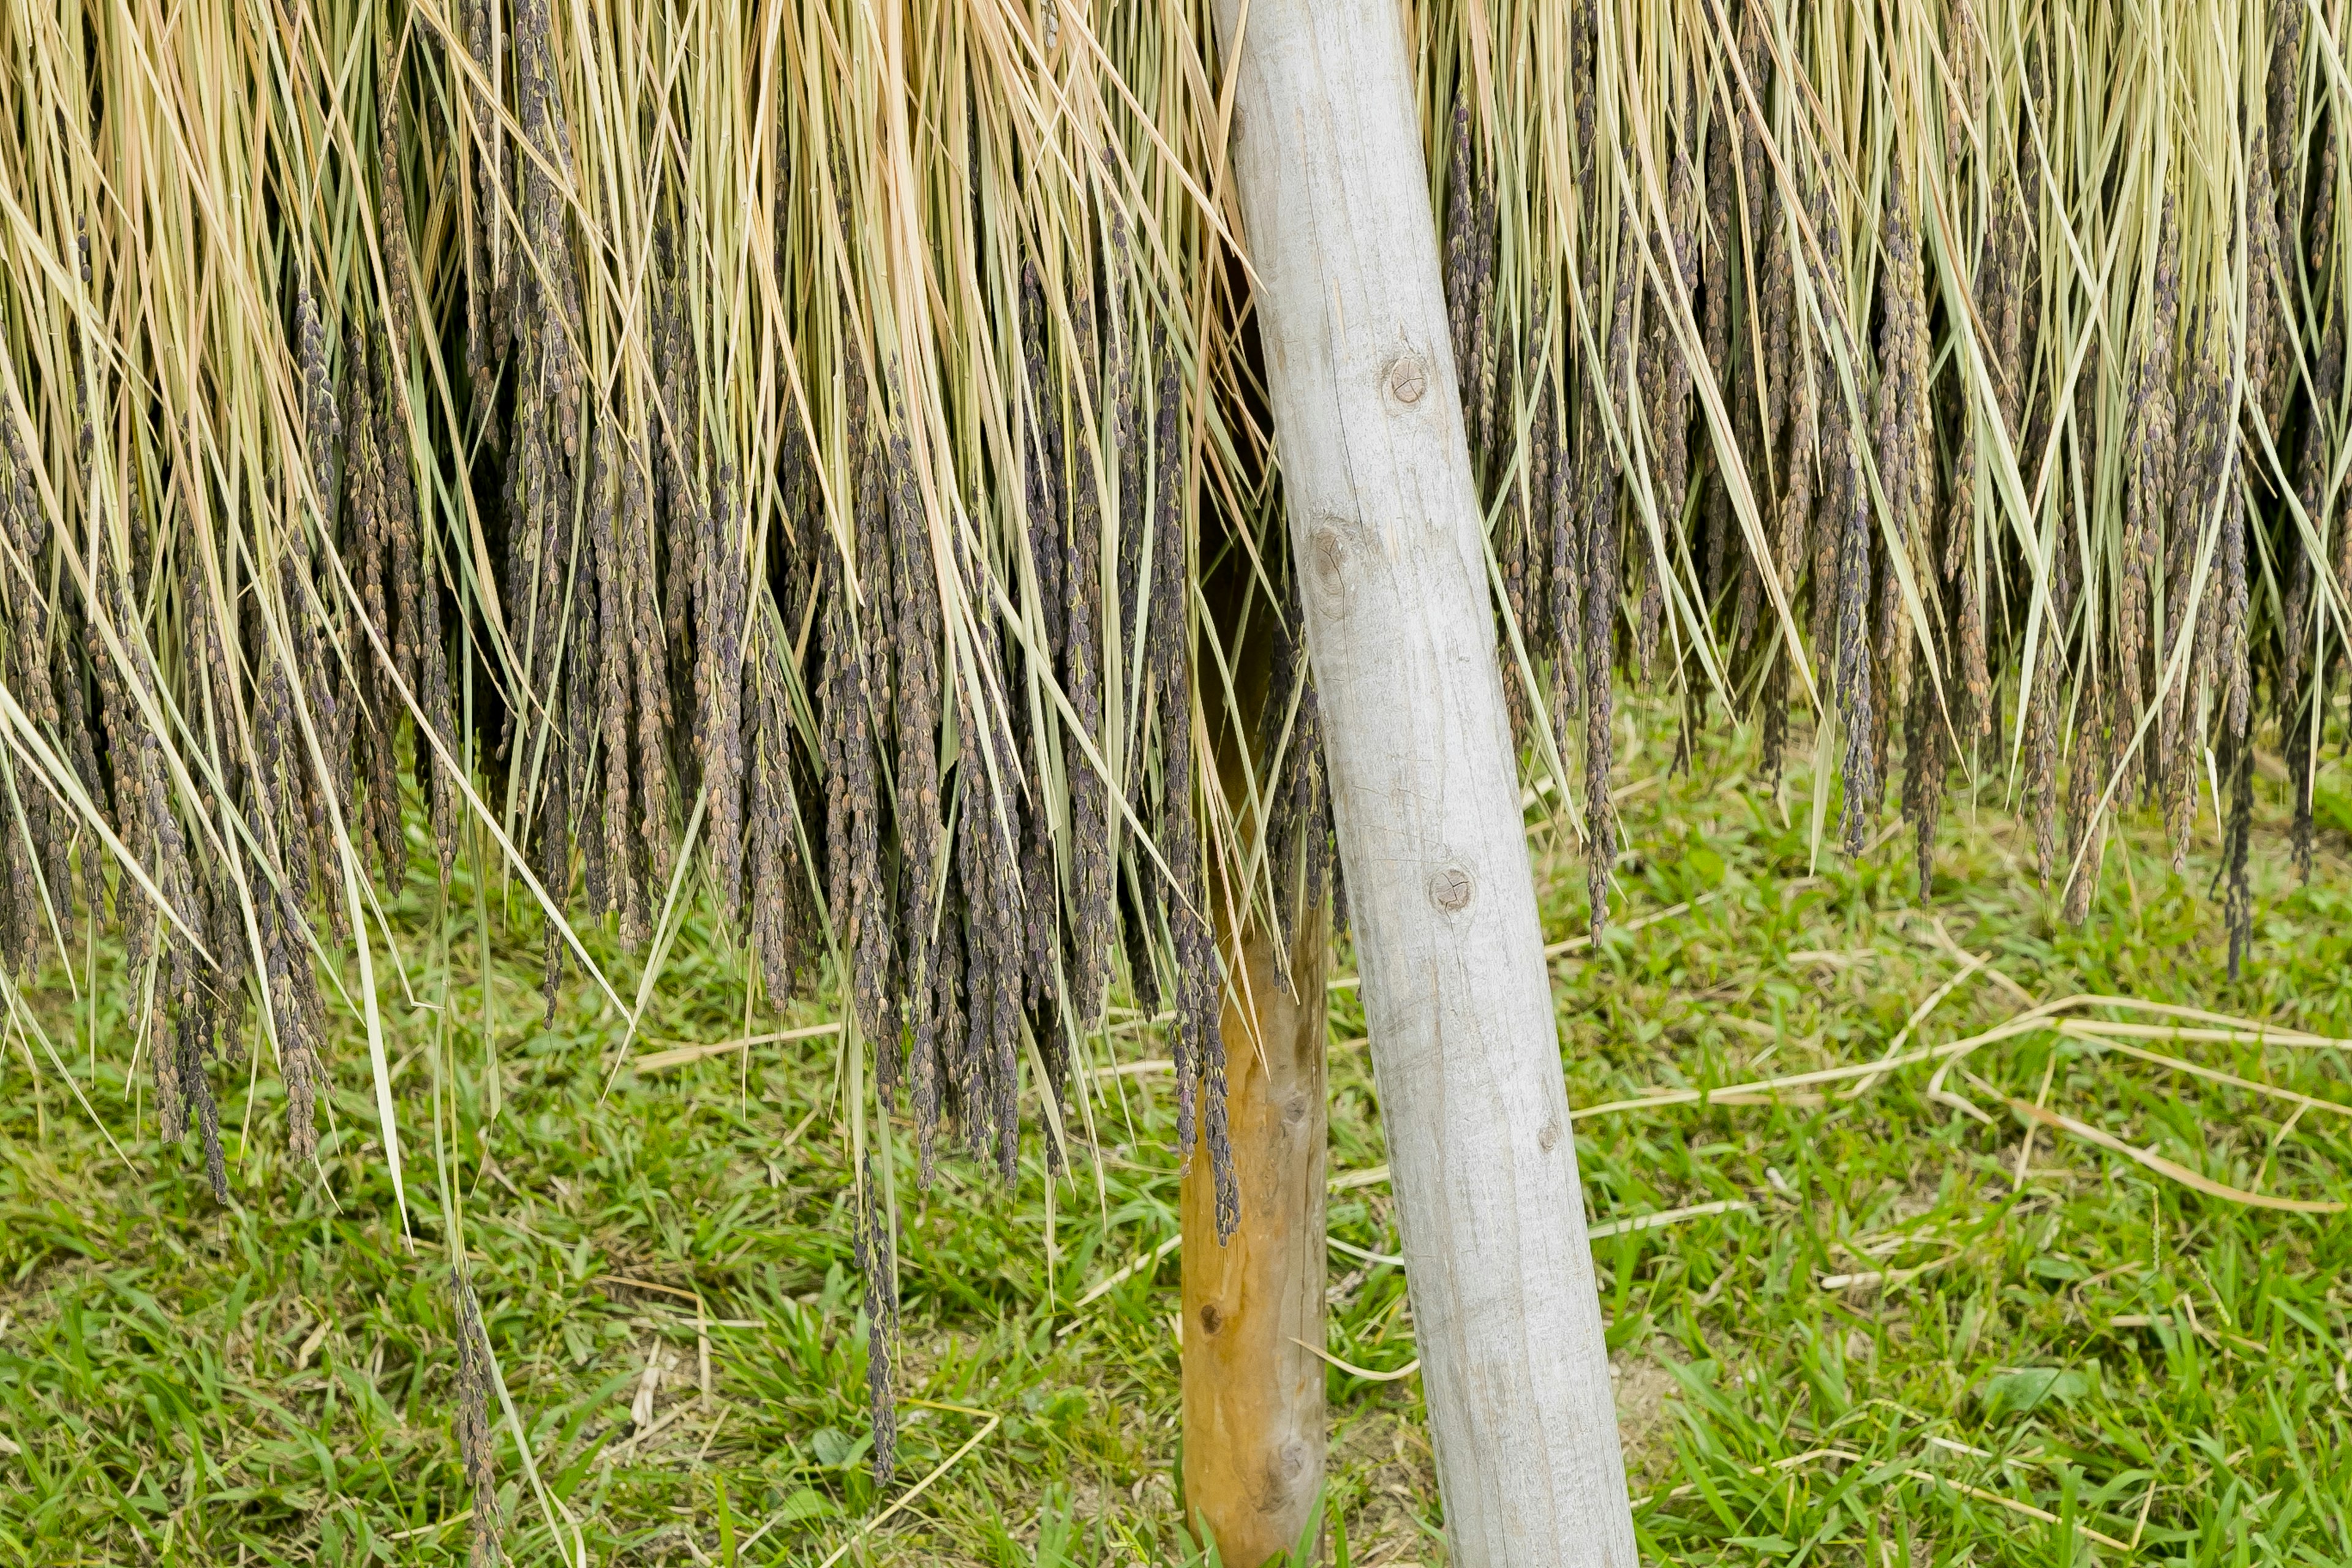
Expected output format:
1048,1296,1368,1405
1180,907,1327,1566
1205,0,1639,1558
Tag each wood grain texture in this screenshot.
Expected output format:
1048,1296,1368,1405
1205,0,1639,1559
1180,907,1328,1566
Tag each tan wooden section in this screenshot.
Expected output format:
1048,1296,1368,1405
1180,903,1328,1566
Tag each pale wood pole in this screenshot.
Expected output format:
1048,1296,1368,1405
1205,0,1640,1559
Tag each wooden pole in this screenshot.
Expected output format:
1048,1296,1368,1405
1179,549,1332,1565
1180,902,1327,1565
1205,0,1639,1559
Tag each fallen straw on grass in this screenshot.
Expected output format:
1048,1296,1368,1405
1569,1019,2043,1121
2059,1019,2352,1049
2060,999,2352,1047
2076,1035,2352,1118
1293,1340,1420,1382
1636,1449,2135,1552
628,1022,845,1073
1068,1234,1182,1313
1633,1447,1865,1506
1588,1199,1752,1238
1585,993,2342,1127
1845,952,1990,1096
2005,1099,2348,1215
1060,1199,1751,1335
1818,1252,1960,1292
1542,892,1727,957
1901,1469,2133,1552
383,1509,473,1543
1551,987,2352,1213
734,1400,1000,1563
1327,1236,1406,1266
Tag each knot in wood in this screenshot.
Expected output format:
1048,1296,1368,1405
1427,863,1474,913
1198,1302,1226,1336
1307,517,1357,617
1311,522,1347,586
1385,355,1428,406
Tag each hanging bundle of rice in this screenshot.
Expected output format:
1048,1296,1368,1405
1434,0,2346,963
0,0,1297,1502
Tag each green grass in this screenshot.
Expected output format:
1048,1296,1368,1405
6,706,2352,1567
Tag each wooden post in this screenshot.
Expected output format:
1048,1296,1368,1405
1205,0,1640,1560
1180,548,1332,1564
1180,902,1327,1565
